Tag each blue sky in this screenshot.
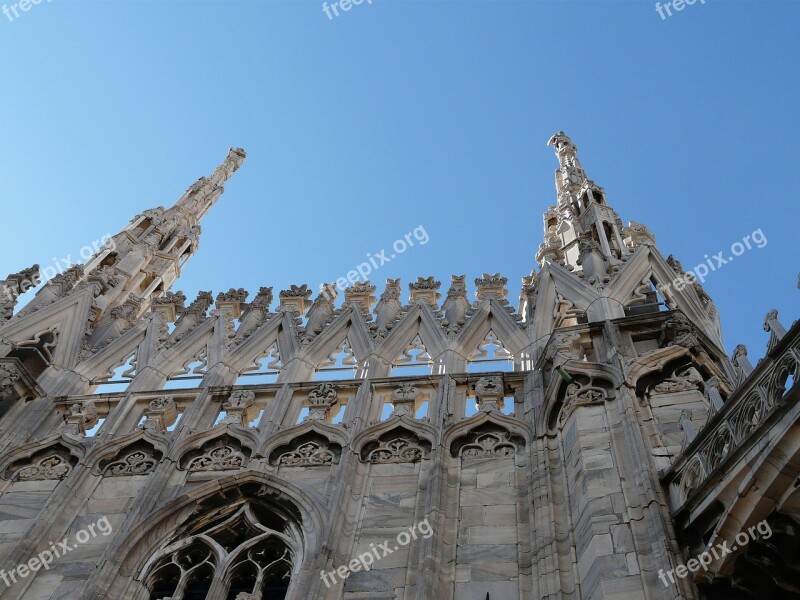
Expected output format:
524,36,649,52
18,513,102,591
0,0,797,362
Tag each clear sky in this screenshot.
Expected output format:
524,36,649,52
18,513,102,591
1,0,797,362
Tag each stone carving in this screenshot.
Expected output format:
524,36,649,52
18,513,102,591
216,290,249,338
0,264,40,322
461,430,517,459
109,295,144,330
231,287,274,345
174,148,246,218
249,286,273,310
519,271,539,315
409,276,441,306
154,290,187,309
651,366,704,394
187,444,245,472
372,278,403,338
575,233,611,286
305,382,338,422
163,291,213,349
474,376,504,413
63,401,99,435
678,458,704,503
736,394,765,439
84,266,122,298
103,449,157,477
475,273,509,303
277,441,336,467
216,287,248,305
731,344,754,387
666,255,684,274
367,437,425,464
12,453,72,481
679,410,697,445
536,234,565,265
666,255,712,307
548,131,586,193
48,265,85,299
659,313,699,350
623,221,655,247
390,383,421,418
142,396,179,432
0,365,20,401
344,281,377,316
764,309,788,352
706,427,733,471
302,284,339,346
220,390,255,426
442,274,469,335
703,376,725,414
545,331,584,368
559,384,606,426
187,291,214,315
147,396,170,410
278,284,313,315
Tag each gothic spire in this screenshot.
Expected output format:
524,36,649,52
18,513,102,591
175,147,247,220
12,148,248,327
547,131,588,201
537,132,625,273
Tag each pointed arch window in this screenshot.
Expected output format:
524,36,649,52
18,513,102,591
391,334,434,376
93,351,137,394
164,347,209,389
314,338,359,381
236,341,282,386
143,500,299,600
467,330,513,373
6,329,58,379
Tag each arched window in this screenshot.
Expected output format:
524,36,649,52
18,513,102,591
467,330,513,373
143,500,300,600
314,338,359,380
391,335,434,377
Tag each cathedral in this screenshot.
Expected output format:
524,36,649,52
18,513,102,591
0,133,797,600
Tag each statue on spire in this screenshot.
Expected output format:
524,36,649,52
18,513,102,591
548,131,586,196
547,131,578,156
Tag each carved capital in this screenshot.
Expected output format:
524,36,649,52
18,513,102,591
474,376,504,413
306,383,338,422
142,396,178,432
391,383,421,418
409,277,441,306
63,401,99,435
220,390,256,426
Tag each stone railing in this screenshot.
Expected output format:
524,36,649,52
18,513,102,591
662,313,799,512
